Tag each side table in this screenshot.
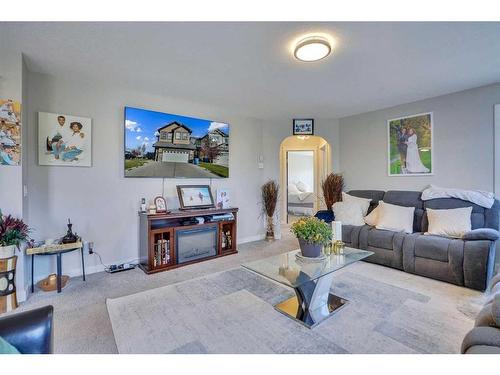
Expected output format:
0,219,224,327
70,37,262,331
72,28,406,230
26,242,85,293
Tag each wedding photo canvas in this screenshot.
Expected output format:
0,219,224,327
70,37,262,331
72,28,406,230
38,112,92,167
388,112,433,176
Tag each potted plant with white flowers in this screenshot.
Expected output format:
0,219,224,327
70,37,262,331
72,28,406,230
290,216,332,258
0,211,33,259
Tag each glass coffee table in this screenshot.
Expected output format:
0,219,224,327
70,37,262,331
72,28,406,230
242,247,373,328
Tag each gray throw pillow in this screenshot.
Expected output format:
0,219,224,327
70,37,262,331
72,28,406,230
462,228,500,241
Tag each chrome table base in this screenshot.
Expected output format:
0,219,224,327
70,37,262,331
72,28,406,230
274,271,348,328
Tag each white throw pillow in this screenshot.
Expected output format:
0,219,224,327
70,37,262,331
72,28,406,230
425,207,472,238
364,201,384,226
376,202,415,234
288,183,301,195
342,192,371,216
296,181,310,192
332,201,365,226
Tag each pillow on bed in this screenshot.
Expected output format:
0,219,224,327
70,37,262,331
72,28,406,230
288,183,301,195
296,181,310,193
332,201,365,226
342,192,371,216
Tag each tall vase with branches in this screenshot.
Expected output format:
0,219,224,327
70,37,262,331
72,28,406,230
261,180,279,241
316,173,344,222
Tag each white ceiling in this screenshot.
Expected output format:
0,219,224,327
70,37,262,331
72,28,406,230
2,22,500,119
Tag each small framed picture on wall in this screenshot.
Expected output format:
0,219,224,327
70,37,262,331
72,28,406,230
293,119,314,135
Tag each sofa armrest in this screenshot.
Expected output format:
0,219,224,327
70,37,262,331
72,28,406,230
494,294,500,327
462,229,500,241
461,326,500,353
0,305,54,354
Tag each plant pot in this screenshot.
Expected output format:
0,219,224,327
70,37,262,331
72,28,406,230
0,245,16,259
298,238,322,258
314,210,334,223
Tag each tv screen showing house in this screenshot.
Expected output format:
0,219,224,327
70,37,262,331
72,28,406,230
124,107,229,178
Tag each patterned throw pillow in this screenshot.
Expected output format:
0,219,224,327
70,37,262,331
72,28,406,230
332,201,365,226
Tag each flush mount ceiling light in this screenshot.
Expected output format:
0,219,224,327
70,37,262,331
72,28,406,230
294,36,332,62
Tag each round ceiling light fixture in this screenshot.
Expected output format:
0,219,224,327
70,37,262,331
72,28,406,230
294,36,332,62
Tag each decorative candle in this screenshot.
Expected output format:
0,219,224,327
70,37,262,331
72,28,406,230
332,221,342,242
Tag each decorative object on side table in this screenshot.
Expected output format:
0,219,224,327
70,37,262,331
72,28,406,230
154,196,168,213
177,185,215,210
61,218,79,244
261,180,279,241
216,188,230,209
315,173,344,223
290,216,332,258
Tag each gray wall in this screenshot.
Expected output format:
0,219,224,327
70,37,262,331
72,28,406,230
339,83,500,192
25,72,266,282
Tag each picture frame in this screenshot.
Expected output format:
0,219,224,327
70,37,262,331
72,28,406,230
293,119,314,135
38,111,92,167
387,112,433,176
216,188,230,209
154,196,167,213
176,185,215,210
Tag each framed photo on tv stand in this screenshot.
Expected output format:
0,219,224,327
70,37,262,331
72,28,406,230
177,185,215,210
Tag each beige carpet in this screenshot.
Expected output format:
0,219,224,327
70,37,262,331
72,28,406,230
107,261,485,354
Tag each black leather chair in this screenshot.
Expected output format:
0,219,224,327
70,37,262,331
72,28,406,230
0,305,54,354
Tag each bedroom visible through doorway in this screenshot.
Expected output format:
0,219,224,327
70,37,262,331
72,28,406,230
287,150,315,223
279,135,332,224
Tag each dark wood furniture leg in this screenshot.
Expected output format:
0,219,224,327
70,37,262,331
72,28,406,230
31,254,35,293
81,247,86,281
56,253,62,293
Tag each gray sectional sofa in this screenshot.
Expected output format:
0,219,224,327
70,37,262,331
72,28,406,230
341,190,500,291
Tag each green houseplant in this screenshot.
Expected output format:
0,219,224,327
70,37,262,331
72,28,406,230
0,211,33,259
290,217,332,258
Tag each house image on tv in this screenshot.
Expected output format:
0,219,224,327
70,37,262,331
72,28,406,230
153,121,197,163
198,129,229,166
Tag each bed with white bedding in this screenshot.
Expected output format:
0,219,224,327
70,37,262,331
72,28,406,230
287,182,315,216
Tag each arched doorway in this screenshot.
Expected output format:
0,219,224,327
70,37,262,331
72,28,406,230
279,136,332,224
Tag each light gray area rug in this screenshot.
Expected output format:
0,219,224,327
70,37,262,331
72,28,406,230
107,262,483,354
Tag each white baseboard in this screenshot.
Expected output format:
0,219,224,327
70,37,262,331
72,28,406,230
239,234,266,244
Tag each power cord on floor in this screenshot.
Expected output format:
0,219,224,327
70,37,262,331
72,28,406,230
91,250,138,274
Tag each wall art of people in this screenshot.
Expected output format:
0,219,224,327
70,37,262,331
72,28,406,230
38,112,92,167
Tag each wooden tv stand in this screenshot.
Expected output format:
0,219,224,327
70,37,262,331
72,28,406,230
138,207,238,274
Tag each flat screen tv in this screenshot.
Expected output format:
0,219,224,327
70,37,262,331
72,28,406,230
124,107,229,178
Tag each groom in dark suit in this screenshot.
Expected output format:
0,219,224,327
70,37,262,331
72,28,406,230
397,126,409,170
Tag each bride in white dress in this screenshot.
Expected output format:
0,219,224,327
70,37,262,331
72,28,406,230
405,128,429,173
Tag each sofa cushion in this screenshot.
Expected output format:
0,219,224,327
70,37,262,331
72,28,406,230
376,202,415,234
342,224,364,248
367,227,397,250
414,235,453,262
332,201,364,226
423,198,488,230
426,206,472,238
384,190,424,232
342,192,371,216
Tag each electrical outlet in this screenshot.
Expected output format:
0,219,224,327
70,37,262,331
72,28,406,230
88,242,94,254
